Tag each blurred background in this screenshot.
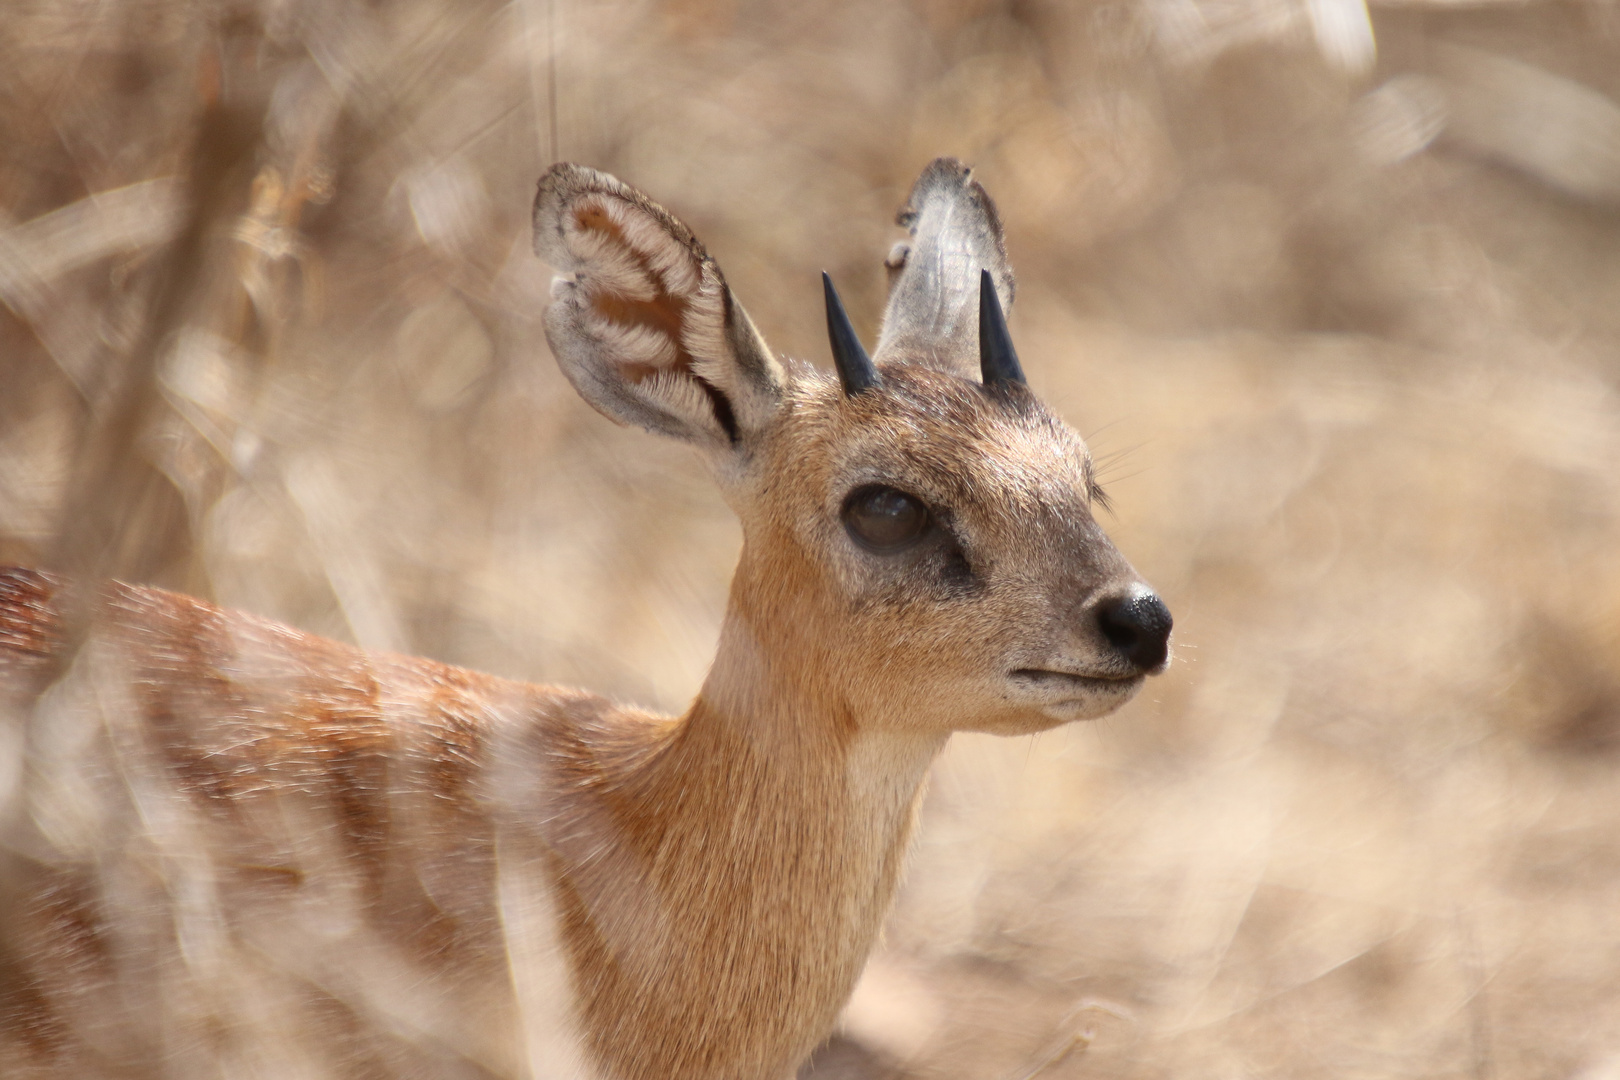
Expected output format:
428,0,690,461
4,0,1620,1077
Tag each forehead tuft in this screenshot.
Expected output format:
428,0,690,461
856,364,1043,420
782,365,1089,513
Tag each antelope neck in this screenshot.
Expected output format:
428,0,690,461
658,607,945,886
567,607,944,1078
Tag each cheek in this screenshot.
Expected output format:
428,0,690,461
846,558,1050,634
837,602,1017,689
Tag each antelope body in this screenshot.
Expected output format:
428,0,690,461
0,159,1170,1080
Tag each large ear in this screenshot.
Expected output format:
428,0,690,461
874,158,1014,380
533,164,785,450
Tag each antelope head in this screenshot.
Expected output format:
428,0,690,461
533,158,1169,741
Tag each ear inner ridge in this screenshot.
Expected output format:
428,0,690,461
573,202,699,379
535,163,787,445
565,193,742,440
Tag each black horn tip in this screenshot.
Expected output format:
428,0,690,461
823,271,879,397
979,269,1026,388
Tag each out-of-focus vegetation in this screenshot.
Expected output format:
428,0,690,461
4,0,1620,1077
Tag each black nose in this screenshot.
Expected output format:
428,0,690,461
1096,593,1173,671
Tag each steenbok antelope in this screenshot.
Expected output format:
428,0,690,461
0,158,1170,1080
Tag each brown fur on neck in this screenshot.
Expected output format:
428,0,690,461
1,568,939,1080
533,551,941,1079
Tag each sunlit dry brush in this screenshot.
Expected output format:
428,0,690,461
6,2,1620,1078
0,160,1169,1079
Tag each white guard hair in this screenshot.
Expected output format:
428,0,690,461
534,164,783,450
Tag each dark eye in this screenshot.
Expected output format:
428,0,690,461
842,485,930,552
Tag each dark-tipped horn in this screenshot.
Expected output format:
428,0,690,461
823,271,878,397
978,269,1026,387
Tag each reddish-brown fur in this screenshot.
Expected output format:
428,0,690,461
0,160,1167,1080
0,561,925,1079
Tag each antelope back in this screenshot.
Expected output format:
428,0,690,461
0,569,594,1080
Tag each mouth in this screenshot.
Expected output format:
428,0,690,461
1010,668,1145,693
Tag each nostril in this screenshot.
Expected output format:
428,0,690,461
1096,593,1173,671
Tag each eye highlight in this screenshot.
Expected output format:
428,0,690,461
842,485,930,552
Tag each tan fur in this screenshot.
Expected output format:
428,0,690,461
0,160,1166,1080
